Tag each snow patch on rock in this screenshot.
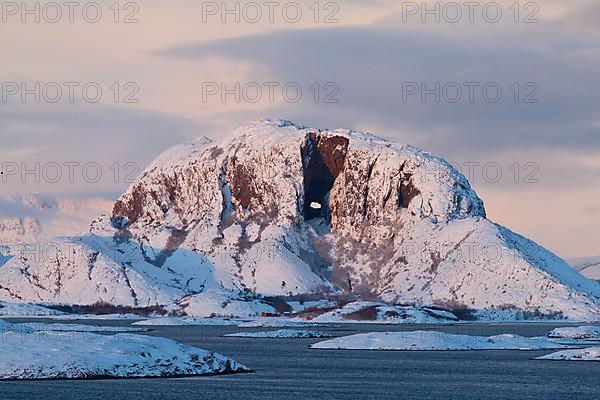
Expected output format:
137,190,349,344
301,301,457,324
178,289,276,318
311,331,571,351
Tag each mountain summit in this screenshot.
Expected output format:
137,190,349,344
1,120,599,319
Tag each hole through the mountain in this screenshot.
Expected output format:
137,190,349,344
310,202,322,210
301,133,349,222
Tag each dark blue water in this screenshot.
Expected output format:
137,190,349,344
1,320,599,399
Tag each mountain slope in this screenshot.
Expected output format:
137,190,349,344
0,120,598,319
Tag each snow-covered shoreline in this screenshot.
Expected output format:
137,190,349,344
0,319,248,380
547,326,600,340
537,347,600,362
310,331,573,351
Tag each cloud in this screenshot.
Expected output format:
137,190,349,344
0,102,209,195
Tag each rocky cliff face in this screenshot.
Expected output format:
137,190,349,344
1,120,599,319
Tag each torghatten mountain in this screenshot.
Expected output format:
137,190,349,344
1,120,599,319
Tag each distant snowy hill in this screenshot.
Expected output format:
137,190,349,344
569,256,600,281
0,194,113,268
0,194,113,243
0,120,599,320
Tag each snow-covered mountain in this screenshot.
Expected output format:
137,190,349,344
0,194,113,270
1,120,599,320
569,256,600,281
0,194,112,244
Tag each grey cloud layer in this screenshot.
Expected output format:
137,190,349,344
157,24,600,159
0,103,206,195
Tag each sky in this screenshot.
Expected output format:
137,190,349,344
0,0,599,259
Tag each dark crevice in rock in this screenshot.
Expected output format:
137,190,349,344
0,285,24,300
87,251,99,280
53,255,62,296
399,162,421,209
301,132,349,222
217,165,235,234
120,265,139,306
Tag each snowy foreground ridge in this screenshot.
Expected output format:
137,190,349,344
537,347,600,361
310,331,570,351
547,326,600,340
0,320,247,380
1,119,600,320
